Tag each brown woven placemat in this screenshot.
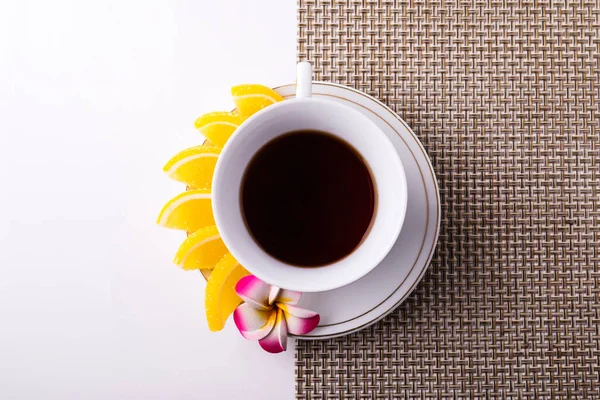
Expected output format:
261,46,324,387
296,1,600,399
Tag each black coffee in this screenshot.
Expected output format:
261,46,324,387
241,130,375,267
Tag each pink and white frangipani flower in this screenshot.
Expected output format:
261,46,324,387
233,275,320,353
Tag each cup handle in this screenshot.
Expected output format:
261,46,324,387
296,62,313,99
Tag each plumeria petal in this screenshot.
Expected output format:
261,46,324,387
232,275,315,353
233,303,276,340
268,286,280,306
283,311,320,335
258,308,287,354
275,289,301,305
277,303,319,319
235,275,271,310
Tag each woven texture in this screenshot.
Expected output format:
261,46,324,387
296,1,600,399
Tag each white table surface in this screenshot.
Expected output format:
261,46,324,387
0,1,297,398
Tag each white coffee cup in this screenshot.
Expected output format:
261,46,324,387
212,62,407,292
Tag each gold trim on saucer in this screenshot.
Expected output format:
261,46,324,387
197,83,440,338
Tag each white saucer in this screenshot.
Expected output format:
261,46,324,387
274,82,441,339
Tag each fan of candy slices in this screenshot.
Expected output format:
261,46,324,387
157,84,320,353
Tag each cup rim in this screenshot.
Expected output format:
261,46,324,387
212,97,407,292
